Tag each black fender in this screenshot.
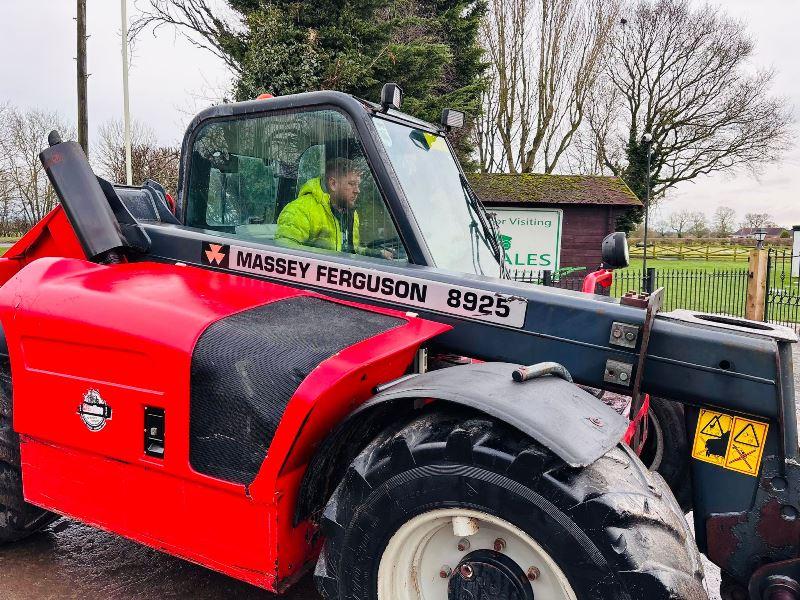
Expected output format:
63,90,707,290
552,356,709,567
295,361,627,524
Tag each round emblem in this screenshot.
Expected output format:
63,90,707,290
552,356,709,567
77,389,112,431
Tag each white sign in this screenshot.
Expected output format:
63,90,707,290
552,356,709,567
201,241,529,328
792,227,800,278
492,208,563,274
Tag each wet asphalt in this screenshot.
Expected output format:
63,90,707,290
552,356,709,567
2,346,799,599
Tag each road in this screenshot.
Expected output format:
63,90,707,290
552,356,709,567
2,345,799,599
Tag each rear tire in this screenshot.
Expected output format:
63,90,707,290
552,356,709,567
0,350,57,543
315,408,706,599
641,397,693,512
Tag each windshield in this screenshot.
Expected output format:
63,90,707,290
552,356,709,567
372,117,503,277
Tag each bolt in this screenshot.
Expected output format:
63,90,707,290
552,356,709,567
493,538,507,552
619,371,629,382
439,565,452,579
527,566,541,581
625,331,636,341
589,417,604,428
612,328,622,338
457,538,471,552
460,564,474,580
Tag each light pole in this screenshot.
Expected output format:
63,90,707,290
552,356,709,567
121,0,133,185
641,132,653,292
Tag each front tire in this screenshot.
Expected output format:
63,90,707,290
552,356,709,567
315,408,706,599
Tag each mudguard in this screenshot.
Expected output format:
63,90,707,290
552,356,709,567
295,361,627,526
362,362,628,467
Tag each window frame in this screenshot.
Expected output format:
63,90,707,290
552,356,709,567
180,102,413,264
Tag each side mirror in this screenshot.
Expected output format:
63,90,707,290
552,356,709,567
601,232,629,269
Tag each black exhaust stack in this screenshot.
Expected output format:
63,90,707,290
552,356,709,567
40,132,127,263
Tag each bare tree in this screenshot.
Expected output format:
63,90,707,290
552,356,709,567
131,0,245,74
96,119,180,195
0,106,74,227
587,0,793,201
711,206,737,237
666,210,692,238
686,211,708,238
477,0,619,173
742,212,776,230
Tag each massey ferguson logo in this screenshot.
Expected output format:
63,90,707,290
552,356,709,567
202,242,229,267
77,389,112,432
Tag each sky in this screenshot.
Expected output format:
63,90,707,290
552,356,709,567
0,0,797,227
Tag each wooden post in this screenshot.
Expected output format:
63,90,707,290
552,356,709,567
746,248,768,321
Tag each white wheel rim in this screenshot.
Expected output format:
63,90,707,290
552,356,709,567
377,508,577,600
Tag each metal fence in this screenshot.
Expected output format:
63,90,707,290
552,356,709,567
513,267,750,317
766,249,800,326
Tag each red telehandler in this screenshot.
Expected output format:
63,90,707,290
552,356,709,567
0,85,798,600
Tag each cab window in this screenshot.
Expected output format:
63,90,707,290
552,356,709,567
185,109,406,262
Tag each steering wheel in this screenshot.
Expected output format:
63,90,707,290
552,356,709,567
365,237,407,260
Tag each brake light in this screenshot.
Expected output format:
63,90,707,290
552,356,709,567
165,193,176,214
257,93,274,100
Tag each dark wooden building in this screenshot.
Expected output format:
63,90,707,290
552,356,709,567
468,173,642,269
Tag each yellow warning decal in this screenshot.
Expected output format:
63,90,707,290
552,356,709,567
691,409,769,477
725,417,769,476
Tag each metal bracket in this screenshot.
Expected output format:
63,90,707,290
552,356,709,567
609,322,640,349
629,287,664,448
604,360,633,387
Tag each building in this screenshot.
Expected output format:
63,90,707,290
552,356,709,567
468,173,642,271
732,227,788,239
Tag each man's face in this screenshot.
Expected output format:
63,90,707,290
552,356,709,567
328,171,362,209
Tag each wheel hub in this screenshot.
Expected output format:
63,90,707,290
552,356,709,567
448,549,534,600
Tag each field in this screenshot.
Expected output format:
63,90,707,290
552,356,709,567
608,258,749,317
625,258,747,272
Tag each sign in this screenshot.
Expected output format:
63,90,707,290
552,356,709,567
492,208,563,274
792,226,800,278
691,409,768,477
200,242,529,328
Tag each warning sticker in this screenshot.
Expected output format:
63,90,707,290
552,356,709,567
691,409,769,477
724,417,768,476
692,410,733,467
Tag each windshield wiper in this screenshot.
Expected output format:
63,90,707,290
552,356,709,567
459,173,509,278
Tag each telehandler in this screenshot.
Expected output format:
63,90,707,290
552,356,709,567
0,84,797,600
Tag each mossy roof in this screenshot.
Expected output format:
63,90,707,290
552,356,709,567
467,173,642,207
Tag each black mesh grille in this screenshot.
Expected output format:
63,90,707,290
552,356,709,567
189,296,404,484
116,187,159,221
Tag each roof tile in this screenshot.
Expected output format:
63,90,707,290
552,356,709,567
467,173,642,207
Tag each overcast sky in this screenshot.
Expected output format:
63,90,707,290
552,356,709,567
1,1,797,226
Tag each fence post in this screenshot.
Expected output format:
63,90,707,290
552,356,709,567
644,267,656,294
542,270,552,286
746,248,768,321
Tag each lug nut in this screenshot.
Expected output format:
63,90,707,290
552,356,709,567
439,565,452,579
493,538,507,552
460,564,474,580
457,538,471,552
527,566,541,581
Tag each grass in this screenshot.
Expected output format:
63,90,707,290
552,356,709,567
625,258,748,272
610,258,750,317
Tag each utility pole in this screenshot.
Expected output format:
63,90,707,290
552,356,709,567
121,0,133,185
77,0,89,156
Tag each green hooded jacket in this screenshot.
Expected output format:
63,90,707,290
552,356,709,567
275,177,360,252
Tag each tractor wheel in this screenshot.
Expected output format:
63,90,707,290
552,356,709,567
0,351,57,543
640,397,693,512
315,407,706,600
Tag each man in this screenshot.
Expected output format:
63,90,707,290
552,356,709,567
276,157,368,255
